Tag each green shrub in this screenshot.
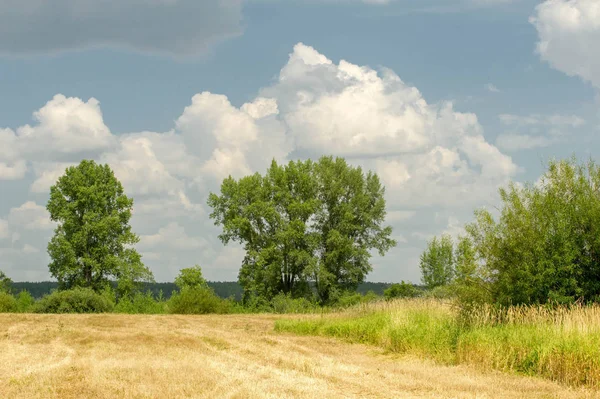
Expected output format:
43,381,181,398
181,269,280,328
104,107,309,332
33,287,115,313
15,291,35,313
0,292,17,313
167,287,230,314
423,285,455,300
384,281,419,299
115,292,166,314
271,293,317,314
332,290,380,308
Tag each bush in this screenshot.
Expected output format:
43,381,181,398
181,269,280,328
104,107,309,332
271,293,317,314
115,292,166,314
0,292,17,313
167,287,231,314
332,290,380,308
15,291,35,313
384,281,419,299
33,287,115,313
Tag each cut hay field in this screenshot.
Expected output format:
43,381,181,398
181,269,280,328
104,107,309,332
1,314,598,398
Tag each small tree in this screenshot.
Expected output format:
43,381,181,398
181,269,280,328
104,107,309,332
0,270,12,294
451,236,491,305
175,265,208,290
47,160,153,292
420,235,454,289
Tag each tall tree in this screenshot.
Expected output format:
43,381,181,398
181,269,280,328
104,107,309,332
47,160,153,292
419,234,455,289
310,156,396,302
208,156,395,303
208,159,320,300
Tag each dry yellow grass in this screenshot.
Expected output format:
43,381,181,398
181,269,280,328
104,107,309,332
1,313,598,399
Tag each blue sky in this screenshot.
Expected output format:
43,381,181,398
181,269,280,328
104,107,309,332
0,0,599,283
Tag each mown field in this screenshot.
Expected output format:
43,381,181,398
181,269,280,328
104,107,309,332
1,311,599,398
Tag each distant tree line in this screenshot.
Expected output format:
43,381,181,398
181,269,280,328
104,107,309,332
8,281,399,301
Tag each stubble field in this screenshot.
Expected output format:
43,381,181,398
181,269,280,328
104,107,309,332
1,313,597,399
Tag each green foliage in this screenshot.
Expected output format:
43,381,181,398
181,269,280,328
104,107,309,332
0,292,17,313
174,265,208,290
33,287,115,313
15,291,35,313
114,292,166,314
46,160,153,292
420,234,454,289
208,156,396,303
466,158,600,305
384,281,419,299
0,270,12,294
330,290,380,308
451,236,492,306
270,293,317,314
167,287,231,314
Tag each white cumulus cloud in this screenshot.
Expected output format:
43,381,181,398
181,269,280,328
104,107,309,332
0,42,518,283
531,0,600,88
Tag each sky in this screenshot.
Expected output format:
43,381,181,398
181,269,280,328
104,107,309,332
0,0,599,283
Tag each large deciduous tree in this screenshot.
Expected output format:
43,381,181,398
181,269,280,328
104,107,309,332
208,156,396,303
47,160,153,293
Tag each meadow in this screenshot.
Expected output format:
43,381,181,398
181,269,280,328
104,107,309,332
1,311,597,399
276,299,600,389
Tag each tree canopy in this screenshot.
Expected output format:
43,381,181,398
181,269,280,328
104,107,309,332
46,160,153,294
208,156,396,303
175,265,209,290
419,158,600,306
419,235,454,289
465,158,600,305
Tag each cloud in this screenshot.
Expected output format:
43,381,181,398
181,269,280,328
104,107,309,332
0,219,8,240
531,0,600,88
260,43,516,208
176,93,289,181
139,222,207,251
1,42,517,283
16,95,116,158
0,94,116,181
496,134,556,151
0,0,243,57
8,202,55,231
485,83,501,93
30,162,77,193
499,113,585,128
495,113,586,151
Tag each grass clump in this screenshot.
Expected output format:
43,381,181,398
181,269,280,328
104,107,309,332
114,291,167,314
275,299,600,388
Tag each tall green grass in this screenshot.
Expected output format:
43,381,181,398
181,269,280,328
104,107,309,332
274,299,600,388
